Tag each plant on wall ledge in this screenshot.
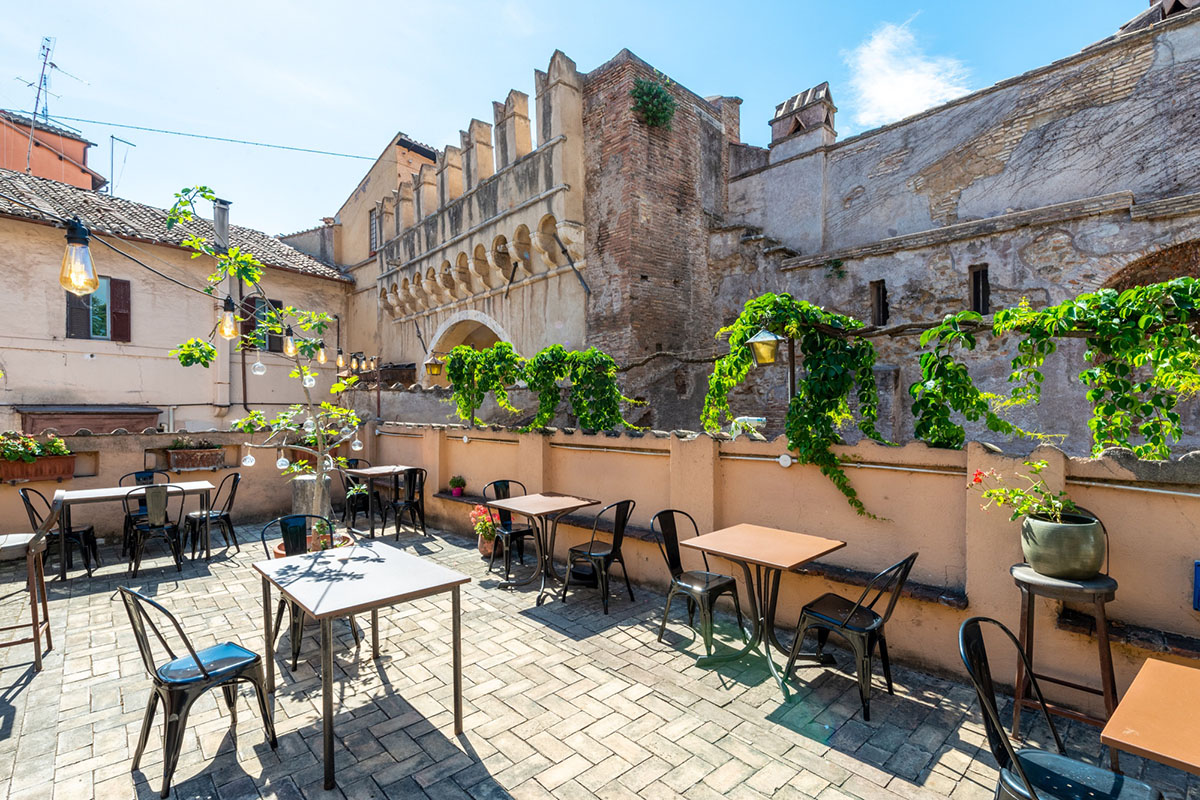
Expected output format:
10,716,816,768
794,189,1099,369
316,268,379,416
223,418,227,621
702,293,889,516
630,72,678,130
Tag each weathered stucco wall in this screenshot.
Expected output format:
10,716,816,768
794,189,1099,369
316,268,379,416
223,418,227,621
372,423,1200,716
0,218,350,432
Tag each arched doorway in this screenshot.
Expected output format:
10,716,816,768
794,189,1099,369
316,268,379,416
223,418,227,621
1103,240,1200,291
424,310,513,386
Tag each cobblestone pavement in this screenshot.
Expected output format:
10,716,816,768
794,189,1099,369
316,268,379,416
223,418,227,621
1,524,1197,800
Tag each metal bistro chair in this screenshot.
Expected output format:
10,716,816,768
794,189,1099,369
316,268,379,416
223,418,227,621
391,467,428,538
652,509,746,655
340,458,386,530
120,469,172,557
0,489,61,671
561,500,636,615
119,588,277,799
184,472,241,557
261,515,361,669
20,486,100,576
785,552,918,721
958,617,1161,800
124,485,186,578
482,479,533,580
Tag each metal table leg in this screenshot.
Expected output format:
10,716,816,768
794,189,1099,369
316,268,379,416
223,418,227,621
203,489,212,561
499,516,545,591
371,609,380,658
452,586,462,735
57,503,70,580
321,617,335,790
367,478,376,538
262,577,274,694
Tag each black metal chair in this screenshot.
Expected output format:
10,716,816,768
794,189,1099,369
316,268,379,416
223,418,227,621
785,552,918,721
19,486,99,576
391,468,427,538
120,469,172,557
560,500,636,614
482,479,532,580
123,485,186,577
119,587,277,799
959,617,1161,800
652,509,745,655
260,515,360,669
184,472,241,557
340,458,386,529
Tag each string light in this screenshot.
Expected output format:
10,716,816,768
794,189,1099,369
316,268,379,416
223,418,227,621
59,217,99,296
217,295,238,340
251,359,266,376
241,453,256,467
317,342,328,364
283,327,297,356
336,348,345,369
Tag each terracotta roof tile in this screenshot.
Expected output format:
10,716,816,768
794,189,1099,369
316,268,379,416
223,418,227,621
0,167,353,283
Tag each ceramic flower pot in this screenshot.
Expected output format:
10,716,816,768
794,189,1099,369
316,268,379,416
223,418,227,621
477,535,497,558
1021,513,1106,580
452,487,464,497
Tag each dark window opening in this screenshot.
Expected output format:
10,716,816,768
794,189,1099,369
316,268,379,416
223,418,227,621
67,276,131,342
870,280,889,327
241,296,284,352
368,208,379,253
970,265,990,315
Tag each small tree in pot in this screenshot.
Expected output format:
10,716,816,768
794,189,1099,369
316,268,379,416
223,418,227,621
970,460,1105,580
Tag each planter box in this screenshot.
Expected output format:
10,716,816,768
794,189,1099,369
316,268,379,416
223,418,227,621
166,449,224,470
0,455,76,483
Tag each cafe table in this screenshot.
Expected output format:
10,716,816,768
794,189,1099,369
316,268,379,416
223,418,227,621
682,523,846,695
254,539,469,790
343,464,417,537
1101,658,1200,776
57,480,215,580
484,492,599,605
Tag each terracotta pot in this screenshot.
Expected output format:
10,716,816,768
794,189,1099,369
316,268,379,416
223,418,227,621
0,455,76,483
166,449,224,470
477,535,498,558
1021,513,1106,580
452,487,464,497
272,532,353,559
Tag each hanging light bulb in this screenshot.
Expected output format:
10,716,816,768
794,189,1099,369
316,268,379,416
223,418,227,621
350,438,364,452
336,348,345,369
302,374,316,389
283,327,297,357
217,295,239,340
340,425,353,436
275,453,290,470
59,217,100,296
316,341,328,364
303,417,316,432
350,353,360,372
241,453,256,467
323,456,334,471
368,355,377,372
251,359,267,376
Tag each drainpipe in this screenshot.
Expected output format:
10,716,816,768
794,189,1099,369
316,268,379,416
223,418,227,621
239,281,251,413
213,198,234,417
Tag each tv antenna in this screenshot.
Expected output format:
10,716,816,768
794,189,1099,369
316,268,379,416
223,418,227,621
20,37,88,174
109,135,136,196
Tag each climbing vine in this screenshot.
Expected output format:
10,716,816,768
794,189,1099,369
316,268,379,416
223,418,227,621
630,73,678,130
445,343,640,431
702,293,888,516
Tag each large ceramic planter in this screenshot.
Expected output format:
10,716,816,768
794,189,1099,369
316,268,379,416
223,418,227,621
167,448,224,470
0,455,76,482
1021,513,1106,580
478,535,498,558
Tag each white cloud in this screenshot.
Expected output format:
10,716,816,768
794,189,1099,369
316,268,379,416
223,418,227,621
844,19,971,130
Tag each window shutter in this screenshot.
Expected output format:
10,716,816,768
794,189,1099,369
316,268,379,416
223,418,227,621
240,296,258,347
110,279,132,342
66,292,91,339
266,298,283,352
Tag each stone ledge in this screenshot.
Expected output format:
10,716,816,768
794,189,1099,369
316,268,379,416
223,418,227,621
1058,606,1200,658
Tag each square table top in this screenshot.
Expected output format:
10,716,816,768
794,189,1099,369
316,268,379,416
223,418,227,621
62,480,216,504
253,539,469,619
485,492,599,519
344,464,418,478
1101,658,1200,776
682,523,846,571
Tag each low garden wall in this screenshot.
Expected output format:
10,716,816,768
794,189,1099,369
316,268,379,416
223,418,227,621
373,421,1200,715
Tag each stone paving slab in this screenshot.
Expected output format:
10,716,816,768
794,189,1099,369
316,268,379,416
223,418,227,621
1,523,1197,800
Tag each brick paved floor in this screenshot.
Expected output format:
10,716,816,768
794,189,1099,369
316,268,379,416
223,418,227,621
1,524,1197,800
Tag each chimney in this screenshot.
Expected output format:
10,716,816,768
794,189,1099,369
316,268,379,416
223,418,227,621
213,198,231,253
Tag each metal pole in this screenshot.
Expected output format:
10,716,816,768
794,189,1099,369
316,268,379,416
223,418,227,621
452,585,462,735
262,577,274,694
321,617,334,789
787,338,796,398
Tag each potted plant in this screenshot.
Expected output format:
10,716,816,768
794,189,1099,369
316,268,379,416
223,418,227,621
970,460,1105,580
449,475,466,497
0,432,75,482
470,504,499,557
165,437,225,470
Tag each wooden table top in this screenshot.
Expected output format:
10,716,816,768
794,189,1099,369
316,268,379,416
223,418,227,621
682,523,846,571
485,492,599,519
344,465,418,478
62,480,216,504
1101,658,1200,776
253,539,470,619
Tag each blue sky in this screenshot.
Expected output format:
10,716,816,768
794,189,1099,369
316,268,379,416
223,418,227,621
1,0,1142,236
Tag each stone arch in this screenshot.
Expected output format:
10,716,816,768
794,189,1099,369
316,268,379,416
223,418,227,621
454,252,474,295
1103,240,1200,292
535,213,565,268
491,234,513,284
424,309,515,385
472,243,496,288
512,224,535,276
425,267,444,304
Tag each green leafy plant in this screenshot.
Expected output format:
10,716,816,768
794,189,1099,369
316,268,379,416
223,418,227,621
0,431,70,462
469,504,498,542
630,73,678,130
449,475,466,489
824,259,846,280
166,437,220,451
968,460,1078,522
702,293,888,516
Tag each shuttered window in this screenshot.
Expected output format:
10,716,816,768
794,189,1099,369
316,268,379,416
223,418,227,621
368,208,379,253
241,296,284,352
66,277,131,342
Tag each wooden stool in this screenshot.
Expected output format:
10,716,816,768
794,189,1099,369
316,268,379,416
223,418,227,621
1010,564,1119,768
0,534,52,671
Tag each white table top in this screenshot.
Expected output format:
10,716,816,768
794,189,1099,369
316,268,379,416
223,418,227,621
253,539,470,619
62,480,215,504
